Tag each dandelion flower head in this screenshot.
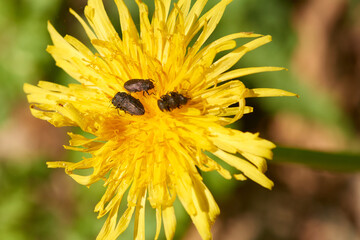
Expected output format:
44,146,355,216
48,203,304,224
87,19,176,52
24,0,296,239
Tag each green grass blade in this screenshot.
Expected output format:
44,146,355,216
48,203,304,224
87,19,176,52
272,146,360,172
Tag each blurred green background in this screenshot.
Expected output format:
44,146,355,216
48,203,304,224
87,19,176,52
0,0,360,239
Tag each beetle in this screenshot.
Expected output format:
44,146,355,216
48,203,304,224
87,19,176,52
124,79,155,95
157,91,189,112
112,92,145,115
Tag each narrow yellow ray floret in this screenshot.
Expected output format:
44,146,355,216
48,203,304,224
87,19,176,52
24,0,297,239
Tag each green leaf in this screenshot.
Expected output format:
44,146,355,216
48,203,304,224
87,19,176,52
272,146,360,172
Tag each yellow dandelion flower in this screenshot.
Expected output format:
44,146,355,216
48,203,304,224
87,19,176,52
24,0,297,239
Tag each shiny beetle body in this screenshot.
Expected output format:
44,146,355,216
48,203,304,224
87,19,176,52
124,79,154,95
157,92,189,112
112,92,145,115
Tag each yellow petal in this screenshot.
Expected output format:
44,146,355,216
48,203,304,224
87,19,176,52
154,208,162,240
245,88,299,98
162,206,176,240
213,149,274,189
85,0,120,41
218,66,285,82
134,189,147,240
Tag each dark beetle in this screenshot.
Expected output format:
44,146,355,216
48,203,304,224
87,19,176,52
112,92,145,115
157,92,189,112
124,79,154,95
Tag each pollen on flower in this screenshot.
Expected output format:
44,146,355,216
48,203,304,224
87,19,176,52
23,0,297,239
